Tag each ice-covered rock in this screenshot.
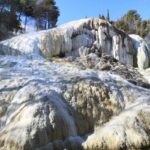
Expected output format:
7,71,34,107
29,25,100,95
0,18,150,150
1,18,150,69
0,55,149,150
0,18,136,66
130,34,150,69
145,32,150,47
140,68,150,83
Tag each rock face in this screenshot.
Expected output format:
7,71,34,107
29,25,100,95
0,18,150,150
130,34,150,69
1,18,150,69
1,18,149,69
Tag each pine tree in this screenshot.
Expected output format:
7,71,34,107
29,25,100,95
0,0,60,40
0,0,21,40
34,0,60,30
106,9,110,21
114,10,149,37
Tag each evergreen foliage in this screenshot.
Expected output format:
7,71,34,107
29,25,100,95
114,10,150,37
0,0,60,40
106,10,110,21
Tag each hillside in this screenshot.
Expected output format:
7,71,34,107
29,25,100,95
0,18,150,150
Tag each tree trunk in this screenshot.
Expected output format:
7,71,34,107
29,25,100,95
18,12,22,21
0,5,5,13
36,18,40,31
24,16,28,32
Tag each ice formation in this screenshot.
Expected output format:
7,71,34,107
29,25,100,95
0,18,150,150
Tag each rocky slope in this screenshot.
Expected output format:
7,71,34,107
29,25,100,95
0,18,150,69
0,18,150,150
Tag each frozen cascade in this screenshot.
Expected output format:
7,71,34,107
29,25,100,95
0,18,150,150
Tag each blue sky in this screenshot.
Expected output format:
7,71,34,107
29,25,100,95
55,0,150,25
